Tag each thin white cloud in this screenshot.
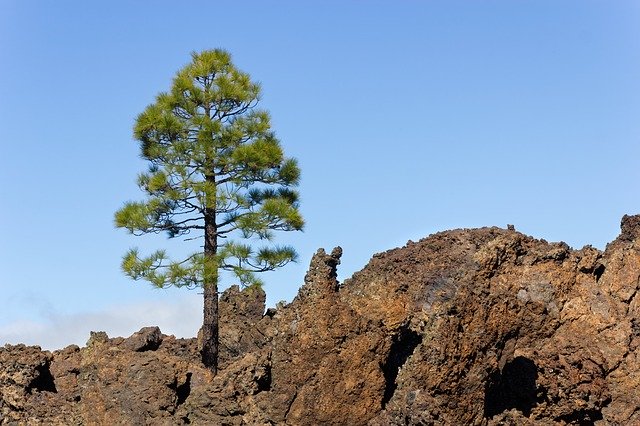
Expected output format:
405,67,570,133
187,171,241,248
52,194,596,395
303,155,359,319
0,295,202,351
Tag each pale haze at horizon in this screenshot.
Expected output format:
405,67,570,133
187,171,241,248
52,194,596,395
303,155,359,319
1,1,638,350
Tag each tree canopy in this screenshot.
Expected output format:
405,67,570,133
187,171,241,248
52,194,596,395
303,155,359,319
115,49,304,372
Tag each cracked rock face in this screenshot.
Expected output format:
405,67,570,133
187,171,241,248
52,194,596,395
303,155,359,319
2,215,640,425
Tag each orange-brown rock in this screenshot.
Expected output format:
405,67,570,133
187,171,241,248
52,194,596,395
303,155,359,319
2,215,640,425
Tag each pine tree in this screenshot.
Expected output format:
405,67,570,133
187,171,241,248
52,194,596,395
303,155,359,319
114,49,304,374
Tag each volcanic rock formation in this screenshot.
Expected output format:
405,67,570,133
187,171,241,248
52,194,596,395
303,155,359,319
2,215,640,425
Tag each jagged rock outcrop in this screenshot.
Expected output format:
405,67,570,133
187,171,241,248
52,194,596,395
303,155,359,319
2,215,640,425
218,284,268,367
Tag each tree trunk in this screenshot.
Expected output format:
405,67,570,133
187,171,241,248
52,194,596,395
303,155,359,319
201,102,219,374
201,271,218,374
201,195,218,374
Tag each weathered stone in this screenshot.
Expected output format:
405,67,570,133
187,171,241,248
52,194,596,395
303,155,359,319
620,213,640,242
2,216,640,424
122,326,162,352
218,284,268,367
297,246,343,299
86,331,109,347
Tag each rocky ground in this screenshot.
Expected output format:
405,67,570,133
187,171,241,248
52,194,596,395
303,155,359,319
2,215,640,425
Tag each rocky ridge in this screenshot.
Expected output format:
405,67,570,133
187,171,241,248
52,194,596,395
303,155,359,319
2,215,640,425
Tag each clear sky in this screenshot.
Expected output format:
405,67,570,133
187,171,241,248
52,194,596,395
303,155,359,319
1,1,639,350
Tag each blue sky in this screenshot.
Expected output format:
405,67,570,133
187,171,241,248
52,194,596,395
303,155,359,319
1,1,639,349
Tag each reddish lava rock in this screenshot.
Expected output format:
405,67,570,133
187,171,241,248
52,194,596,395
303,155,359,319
2,215,640,425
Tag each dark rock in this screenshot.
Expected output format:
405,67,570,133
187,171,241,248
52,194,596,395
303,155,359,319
122,326,162,352
620,214,640,241
86,331,109,347
218,285,268,367
297,246,342,299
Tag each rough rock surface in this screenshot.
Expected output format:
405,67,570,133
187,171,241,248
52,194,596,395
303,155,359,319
2,215,640,425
